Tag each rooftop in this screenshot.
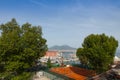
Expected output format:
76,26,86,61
50,66,96,80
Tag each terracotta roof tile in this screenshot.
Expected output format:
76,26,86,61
45,51,58,57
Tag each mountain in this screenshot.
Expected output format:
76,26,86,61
49,45,76,50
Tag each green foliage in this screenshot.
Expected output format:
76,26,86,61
11,72,32,80
0,18,47,79
47,58,52,68
76,48,89,67
76,33,118,73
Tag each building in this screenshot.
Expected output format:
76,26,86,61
40,50,78,64
44,51,60,59
114,56,120,64
40,51,60,63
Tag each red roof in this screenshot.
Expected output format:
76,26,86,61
50,67,96,80
45,51,58,57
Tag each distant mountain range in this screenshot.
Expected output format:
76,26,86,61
49,45,120,56
49,45,76,50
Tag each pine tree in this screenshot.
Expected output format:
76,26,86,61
0,18,47,79
76,33,118,73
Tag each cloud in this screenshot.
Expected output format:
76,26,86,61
29,0,47,7
39,3,120,47
1,0,120,47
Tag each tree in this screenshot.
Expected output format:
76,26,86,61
76,33,118,73
0,18,47,79
47,58,52,68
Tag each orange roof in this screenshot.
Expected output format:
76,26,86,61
50,67,96,80
45,51,58,57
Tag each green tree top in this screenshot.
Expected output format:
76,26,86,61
0,18,47,79
76,33,118,73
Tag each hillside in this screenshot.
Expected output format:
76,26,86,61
49,45,76,50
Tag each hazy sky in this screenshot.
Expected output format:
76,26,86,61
0,0,120,48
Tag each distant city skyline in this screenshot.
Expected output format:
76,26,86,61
0,0,120,48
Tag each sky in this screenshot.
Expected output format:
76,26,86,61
0,0,120,48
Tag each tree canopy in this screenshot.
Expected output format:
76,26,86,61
47,58,52,68
76,33,118,73
0,18,47,79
